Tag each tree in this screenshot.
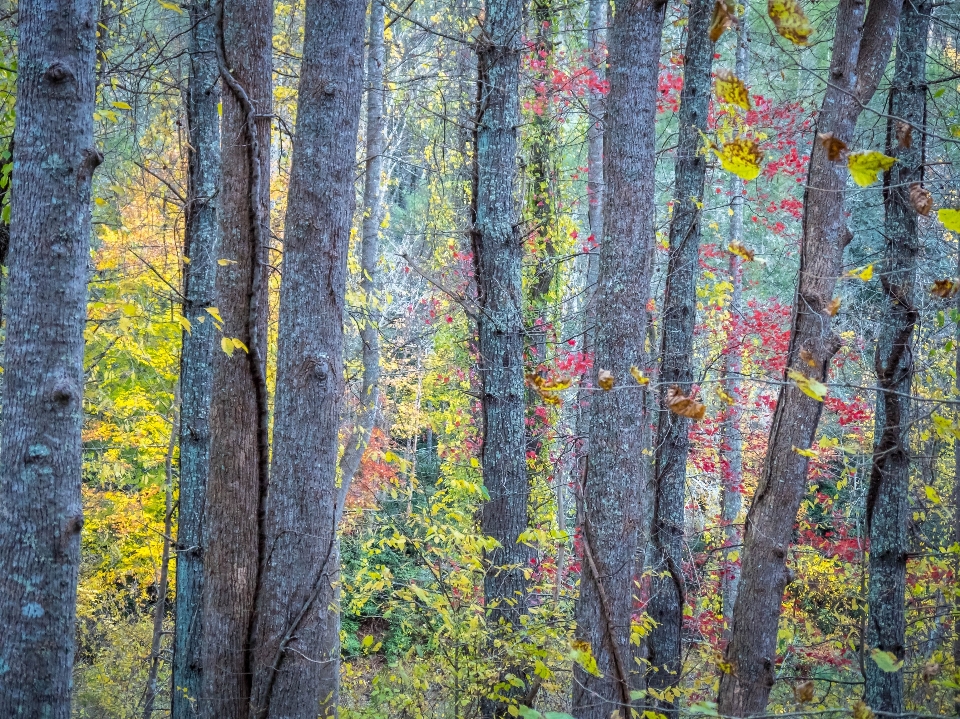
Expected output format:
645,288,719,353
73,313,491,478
246,0,365,714
572,0,666,715
865,0,930,710
0,0,100,713
469,0,529,711
172,0,222,714
648,0,716,706
718,0,904,713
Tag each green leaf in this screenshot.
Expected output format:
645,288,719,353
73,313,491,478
544,713,577,719
517,707,542,719
870,648,904,673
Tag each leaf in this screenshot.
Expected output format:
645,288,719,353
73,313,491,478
666,386,706,421
218,258,238,266
799,348,816,367
569,639,601,677
362,634,374,648
111,100,132,110
931,278,960,299
870,648,904,673
182,256,191,264
925,485,942,504
939,208,960,232
845,264,873,281
792,445,817,458
728,241,755,261
709,0,735,42
767,0,813,45
516,708,542,719
817,133,847,162
715,138,763,181
910,183,932,216
630,366,650,385
158,0,184,12
176,315,192,334
598,369,614,391
715,70,751,110
232,338,249,354
220,336,235,357
847,151,896,187
825,297,841,316
897,121,913,149
853,701,875,719
787,369,827,402
793,680,815,703
716,386,735,405
205,306,224,323
544,713,577,719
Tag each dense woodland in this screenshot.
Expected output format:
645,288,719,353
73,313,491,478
1,0,960,715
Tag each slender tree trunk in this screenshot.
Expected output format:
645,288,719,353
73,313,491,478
648,0,715,707
337,0,386,524
720,11,749,633
0,0,99,712
202,0,272,712
172,2,221,714
571,0,666,715
246,0,365,715
469,0,528,712
717,0,903,713
865,0,928,711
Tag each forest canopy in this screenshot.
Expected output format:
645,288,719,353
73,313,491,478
0,0,959,716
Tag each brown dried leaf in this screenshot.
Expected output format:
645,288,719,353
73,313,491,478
709,0,735,42
799,348,816,367
825,297,841,316
853,701,875,719
817,133,848,162
897,121,913,149
598,369,614,391
922,661,940,681
931,278,960,299
666,385,706,421
910,183,932,216
728,241,755,262
794,680,815,703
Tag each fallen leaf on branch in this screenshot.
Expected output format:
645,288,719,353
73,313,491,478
793,680,815,703
709,0,735,42
728,241,755,261
845,264,873,281
715,70,751,110
666,386,706,420
715,138,763,181
817,133,847,162
930,278,960,299
768,0,813,45
897,121,913,149
848,151,896,187
629,366,650,385
598,369,614,391
787,369,827,402
825,297,841,316
910,183,932,215
799,348,816,367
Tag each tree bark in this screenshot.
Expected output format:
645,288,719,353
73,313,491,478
469,0,528,713
0,0,100,713
720,9,749,634
571,0,666,715
202,0,272,713
172,2,221,715
246,0,365,715
648,0,715,707
865,0,928,711
717,0,903,713
337,0,386,525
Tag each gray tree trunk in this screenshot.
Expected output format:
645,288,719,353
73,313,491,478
648,0,715,707
246,0,365,715
865,0,929,711
571,0,666,715
0,0,100,713
720,14,749,630
172,2,221,715
717,0,903,713
202,0,273,713
469,0,528,713
337,0,386,525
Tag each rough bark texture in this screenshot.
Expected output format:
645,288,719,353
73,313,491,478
469,0,529,712
571,0,666,715
172,1,221,714
246,0,365,715
720,11,749,632
717,0,903,713
865,0,928,710
202,0,272,713
0,0,99,713
648,0,715,705
337,0,385,524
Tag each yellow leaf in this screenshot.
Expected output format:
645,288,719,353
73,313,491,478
728,241,755,262
847,151,896,187
924,485,942,504
232,338,249,354
715,138,763,181
220,336,235,357
767,0,813,45
792,445,817,458
176,315,192,334
218,258,237,266
158,0,184,12
183,256,191,264
715,70,751,111
111,101,132,110
598,369,614,391
205,306,223,323
94,197,107,206
716,386,735,405
845,264,873,281
630,366,650,385
787,369,827,402
938,208,960,232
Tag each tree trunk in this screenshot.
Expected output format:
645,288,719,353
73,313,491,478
337,0,386,525
246,0,365,715
865,0,928,711
720,10,749,633
571,0,666,715
202,0,272,713
172,1,222,714
648,0,715,707
0,0,100,712
469,0,528,713
717,0,903,713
